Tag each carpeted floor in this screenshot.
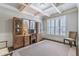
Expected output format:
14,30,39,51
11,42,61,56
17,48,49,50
12,40,76,56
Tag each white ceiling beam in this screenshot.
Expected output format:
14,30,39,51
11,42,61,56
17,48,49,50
51,3,61,14
30,4,50,17
18,4,41,16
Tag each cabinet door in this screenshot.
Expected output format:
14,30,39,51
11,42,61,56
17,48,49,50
24,36,29,46
13,36,24,49
15,19,23,35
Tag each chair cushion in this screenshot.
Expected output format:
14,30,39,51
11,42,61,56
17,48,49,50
65,38,75,41
0,48,9,56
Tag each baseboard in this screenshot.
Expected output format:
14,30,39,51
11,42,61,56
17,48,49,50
43,38,77,46
43,38,68,44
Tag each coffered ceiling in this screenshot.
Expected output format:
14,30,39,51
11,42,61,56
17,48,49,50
5,3,77,17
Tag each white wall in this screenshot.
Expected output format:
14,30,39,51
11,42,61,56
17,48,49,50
66,12,78,32
77,4,79,55
42,11,78,42
0,17,13,47
0,4,36,48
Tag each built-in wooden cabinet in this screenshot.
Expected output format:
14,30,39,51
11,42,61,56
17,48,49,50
13,17,30,49
24,36,30,46
13,17,39,49
13,36,24,49
13,17,24,35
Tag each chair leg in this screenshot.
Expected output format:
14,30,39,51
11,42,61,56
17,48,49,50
74,41,76,46
69,41,72,47
64,39,65,44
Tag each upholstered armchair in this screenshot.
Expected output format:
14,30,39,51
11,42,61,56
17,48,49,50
64,31,77,47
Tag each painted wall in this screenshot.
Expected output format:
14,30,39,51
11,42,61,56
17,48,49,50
77,4,79,55
66,12,78,32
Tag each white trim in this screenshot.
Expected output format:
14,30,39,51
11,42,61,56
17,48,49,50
51,4,61,14
30,4,50,17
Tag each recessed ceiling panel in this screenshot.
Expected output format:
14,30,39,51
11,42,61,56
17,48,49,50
31,3,52,11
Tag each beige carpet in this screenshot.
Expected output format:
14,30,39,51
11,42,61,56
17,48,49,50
13,40,76,56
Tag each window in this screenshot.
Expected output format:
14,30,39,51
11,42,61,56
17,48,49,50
23,20,29,29
40,20,44,33
47,19,51,34
29,20,35,29
47,15,66,36
51,20,55,34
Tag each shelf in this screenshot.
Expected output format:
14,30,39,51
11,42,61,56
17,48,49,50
15,27,23,29
15,34,31,37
